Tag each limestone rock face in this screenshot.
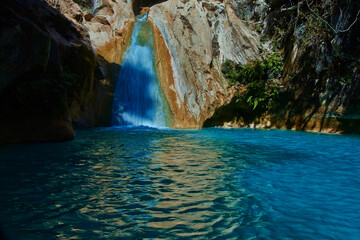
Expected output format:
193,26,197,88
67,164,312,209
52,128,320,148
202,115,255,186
0,0,262,144
47,0,85,24
84,0,135,64
149,0,260,128
52,0,135,65
53,0,261,129
80,0,137,125
201,0,360,133
53,0,137,126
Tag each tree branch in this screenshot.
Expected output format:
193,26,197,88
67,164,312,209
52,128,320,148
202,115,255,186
305,0,360,34
280,5,298,12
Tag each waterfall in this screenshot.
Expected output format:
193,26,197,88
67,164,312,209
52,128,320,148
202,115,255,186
112,14,168,127
92,0,101,10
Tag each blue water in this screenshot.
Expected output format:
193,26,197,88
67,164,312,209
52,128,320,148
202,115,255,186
92,0,101,11
0,128,360,239
112,14,167,127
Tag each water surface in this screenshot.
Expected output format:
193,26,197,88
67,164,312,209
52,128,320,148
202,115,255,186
0,128,360,239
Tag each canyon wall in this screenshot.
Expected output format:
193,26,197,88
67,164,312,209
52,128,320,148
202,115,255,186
0,0,136,144
1,0,358,144
204,0,360,133
0,0,103,144
149,0,260,128
55,0,263,129
274,0,360,133
52,0,136,126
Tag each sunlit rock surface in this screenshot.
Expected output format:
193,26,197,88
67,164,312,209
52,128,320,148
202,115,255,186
84,0,135,64
149,0,260,128
51,0,138,126
52,0,135,65
52,0,262,129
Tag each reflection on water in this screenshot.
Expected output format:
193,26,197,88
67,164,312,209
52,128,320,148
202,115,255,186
0,127,360,239
146,136,226,235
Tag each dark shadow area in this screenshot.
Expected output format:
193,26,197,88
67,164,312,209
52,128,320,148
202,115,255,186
132,0,168,15
0,226,25,240
73,0,93,9
93,55,123,128
0,0,120,144
204,87,360,134
203,97,261,128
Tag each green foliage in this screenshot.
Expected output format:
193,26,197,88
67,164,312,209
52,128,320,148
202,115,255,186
300,3,333,45
243,80,280,110
255,23,262,33
222,52,283,111
339,76,353,86
222,52,283,85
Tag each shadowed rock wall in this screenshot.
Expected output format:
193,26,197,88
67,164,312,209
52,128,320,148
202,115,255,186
203,0,360,133
0,0,107,144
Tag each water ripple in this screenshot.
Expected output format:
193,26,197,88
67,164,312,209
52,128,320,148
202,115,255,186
0,128,360,239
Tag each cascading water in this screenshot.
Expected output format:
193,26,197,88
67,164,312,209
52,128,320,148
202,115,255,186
92,0,101,11
112,13,168,127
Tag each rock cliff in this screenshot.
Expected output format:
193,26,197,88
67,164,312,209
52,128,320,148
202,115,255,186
275,0,360,133
0,0,138,144
83,0,136,125
0,0,110,144
50,0,137,125
149,0,260,128
58,0,262,129
204,0,360,133
1,0,358,144
84,0,135,64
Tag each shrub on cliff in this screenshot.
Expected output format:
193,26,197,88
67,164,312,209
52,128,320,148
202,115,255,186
222,52,283,111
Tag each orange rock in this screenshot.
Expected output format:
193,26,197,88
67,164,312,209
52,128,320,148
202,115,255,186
148,0,261,128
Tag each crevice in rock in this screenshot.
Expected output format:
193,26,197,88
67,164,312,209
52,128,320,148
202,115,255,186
132,0,167,16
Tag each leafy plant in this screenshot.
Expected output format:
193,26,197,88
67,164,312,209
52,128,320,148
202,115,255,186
243,80,280,110
339,76,353,86
222,52,283,111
